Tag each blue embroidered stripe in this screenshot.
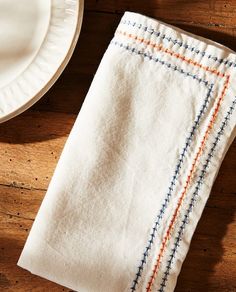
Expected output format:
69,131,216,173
111,41,209,86
130,85,213,292
120,19,236,68
110,40,214,291
158,97,236,292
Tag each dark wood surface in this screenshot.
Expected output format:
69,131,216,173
0,1,236,291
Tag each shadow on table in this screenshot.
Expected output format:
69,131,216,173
0,110,76,144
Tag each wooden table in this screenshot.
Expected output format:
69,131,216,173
0,1,236,291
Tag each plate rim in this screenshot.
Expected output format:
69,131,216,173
0,0,84,123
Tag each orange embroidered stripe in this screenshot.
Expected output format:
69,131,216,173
146,74,230,292
114,30,231,291
115,30,225,78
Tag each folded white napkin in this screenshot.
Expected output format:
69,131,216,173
18,11,236,292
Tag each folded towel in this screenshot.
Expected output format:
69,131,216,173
18,11,236,292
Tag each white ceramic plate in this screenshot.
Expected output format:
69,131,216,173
0,0,84,123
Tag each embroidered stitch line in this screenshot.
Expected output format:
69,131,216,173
113,32,230,291
131,86,213,291
158,97,236,292
115,30,226,78
131,90,213,291
111,41,209,86
120,19,236,68
146,74,230,292
111,40,215,291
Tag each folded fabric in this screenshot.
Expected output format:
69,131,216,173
18,11,236,292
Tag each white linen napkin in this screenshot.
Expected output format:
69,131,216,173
18,11,236,292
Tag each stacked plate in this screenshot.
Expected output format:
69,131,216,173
0,0,84,123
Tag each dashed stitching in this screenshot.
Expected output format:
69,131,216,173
112,32,230,291
158,97,236,292
111,41,209,86
146,74,230,292
120,19,236,68
130,86,213,292
111,38,230,291
111,40,214,291
115,30,226,78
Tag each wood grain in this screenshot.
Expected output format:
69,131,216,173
0,0,236,291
